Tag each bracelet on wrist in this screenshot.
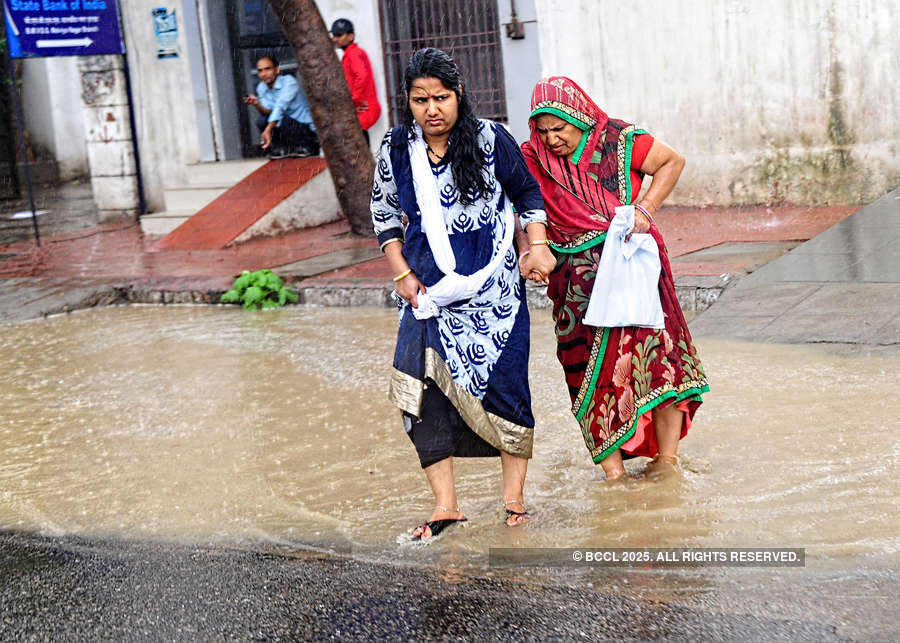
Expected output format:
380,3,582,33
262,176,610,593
634,203,654,223
392,268,412,282
518,249,531,261
529,239,550,246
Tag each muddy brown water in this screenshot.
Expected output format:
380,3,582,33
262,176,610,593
1,306,897,578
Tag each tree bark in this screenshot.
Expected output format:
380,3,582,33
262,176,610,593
267,0,376,237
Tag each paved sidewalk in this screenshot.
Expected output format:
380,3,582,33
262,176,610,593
0,183,857,325
691,187,900,344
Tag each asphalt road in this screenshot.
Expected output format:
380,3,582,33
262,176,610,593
1,532,855,641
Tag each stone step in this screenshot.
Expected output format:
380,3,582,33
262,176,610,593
139,212,190,236
144,160,270,236
184,159,267,187
148,157,333,249
162,186,227,214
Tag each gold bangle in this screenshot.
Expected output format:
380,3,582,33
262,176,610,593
392,268,412,282
634,203,654,223
529,239,550,246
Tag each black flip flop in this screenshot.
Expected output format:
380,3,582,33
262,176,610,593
504,508,530,526
411,517,468,542
503,500,530,527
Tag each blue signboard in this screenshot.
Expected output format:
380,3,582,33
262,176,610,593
4,0,125,58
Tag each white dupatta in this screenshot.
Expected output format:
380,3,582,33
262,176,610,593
406,125,515,319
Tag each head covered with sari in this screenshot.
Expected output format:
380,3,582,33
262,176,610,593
521,78,708,466
524,76,649,242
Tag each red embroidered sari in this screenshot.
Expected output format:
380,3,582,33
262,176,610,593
522,77,708,464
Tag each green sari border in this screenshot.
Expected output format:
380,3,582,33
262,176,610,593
550,232,607,254
590,382,710,463
530,106,591,131
574,327,609,422
620,127,649,205
530,106,591,164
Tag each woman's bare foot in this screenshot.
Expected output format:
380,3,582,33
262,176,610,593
645,454,680,481
600,449,627,482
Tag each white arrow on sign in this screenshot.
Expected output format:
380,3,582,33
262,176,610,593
36,38,93,48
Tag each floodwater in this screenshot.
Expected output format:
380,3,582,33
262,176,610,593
1,305,898,577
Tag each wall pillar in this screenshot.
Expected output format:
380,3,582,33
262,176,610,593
78,55,139,222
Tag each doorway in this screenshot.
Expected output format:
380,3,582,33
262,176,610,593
223,0,303,158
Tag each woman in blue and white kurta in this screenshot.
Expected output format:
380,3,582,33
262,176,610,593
371,48,548,541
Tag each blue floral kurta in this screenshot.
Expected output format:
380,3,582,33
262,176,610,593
371,120,546,457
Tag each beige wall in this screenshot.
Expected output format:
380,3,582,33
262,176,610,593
117,1,204,212
535,0,900,205
22,57,88,180
318,0,390,147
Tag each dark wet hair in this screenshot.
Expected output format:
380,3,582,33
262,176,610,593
257,54,278,68
402,48,489,206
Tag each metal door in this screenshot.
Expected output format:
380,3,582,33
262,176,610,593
225,0,297,157
378,0,507,126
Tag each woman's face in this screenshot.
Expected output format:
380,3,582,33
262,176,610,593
408,77,459,140
533,113,583,159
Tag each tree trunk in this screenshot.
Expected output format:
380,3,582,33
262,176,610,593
267,0,376,237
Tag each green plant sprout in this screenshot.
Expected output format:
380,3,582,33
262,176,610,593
220,269,298,309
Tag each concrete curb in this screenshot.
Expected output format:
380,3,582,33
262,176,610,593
1,274,734,326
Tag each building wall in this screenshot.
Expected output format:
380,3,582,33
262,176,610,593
21,57,88,180
497,0,542,143
534,0,900,205
318,0,390,148
115,1,205,212
116,0,390,211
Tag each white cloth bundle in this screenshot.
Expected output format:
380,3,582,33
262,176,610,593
406,126,514,320
583,205,664,329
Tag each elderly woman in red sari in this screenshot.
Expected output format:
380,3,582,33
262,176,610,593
520,77,709,481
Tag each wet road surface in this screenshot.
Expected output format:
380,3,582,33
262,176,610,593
1,531,870,641
1,306,897,640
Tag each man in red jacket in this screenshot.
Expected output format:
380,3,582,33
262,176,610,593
330,18,381,146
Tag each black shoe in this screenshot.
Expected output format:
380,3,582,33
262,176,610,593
288,146,314,158
267,147,289,160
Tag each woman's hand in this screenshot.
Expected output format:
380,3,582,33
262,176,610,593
523,245,556,285
395,272,426,309
632,206,653,234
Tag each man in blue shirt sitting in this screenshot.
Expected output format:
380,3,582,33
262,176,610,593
244,54,320,159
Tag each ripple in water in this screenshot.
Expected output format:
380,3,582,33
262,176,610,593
0,305,898,572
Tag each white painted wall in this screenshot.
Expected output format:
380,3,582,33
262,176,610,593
318,0,389,148
497,0,542,144
534,0,900,205
21,57,88,180
118,1,205,212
